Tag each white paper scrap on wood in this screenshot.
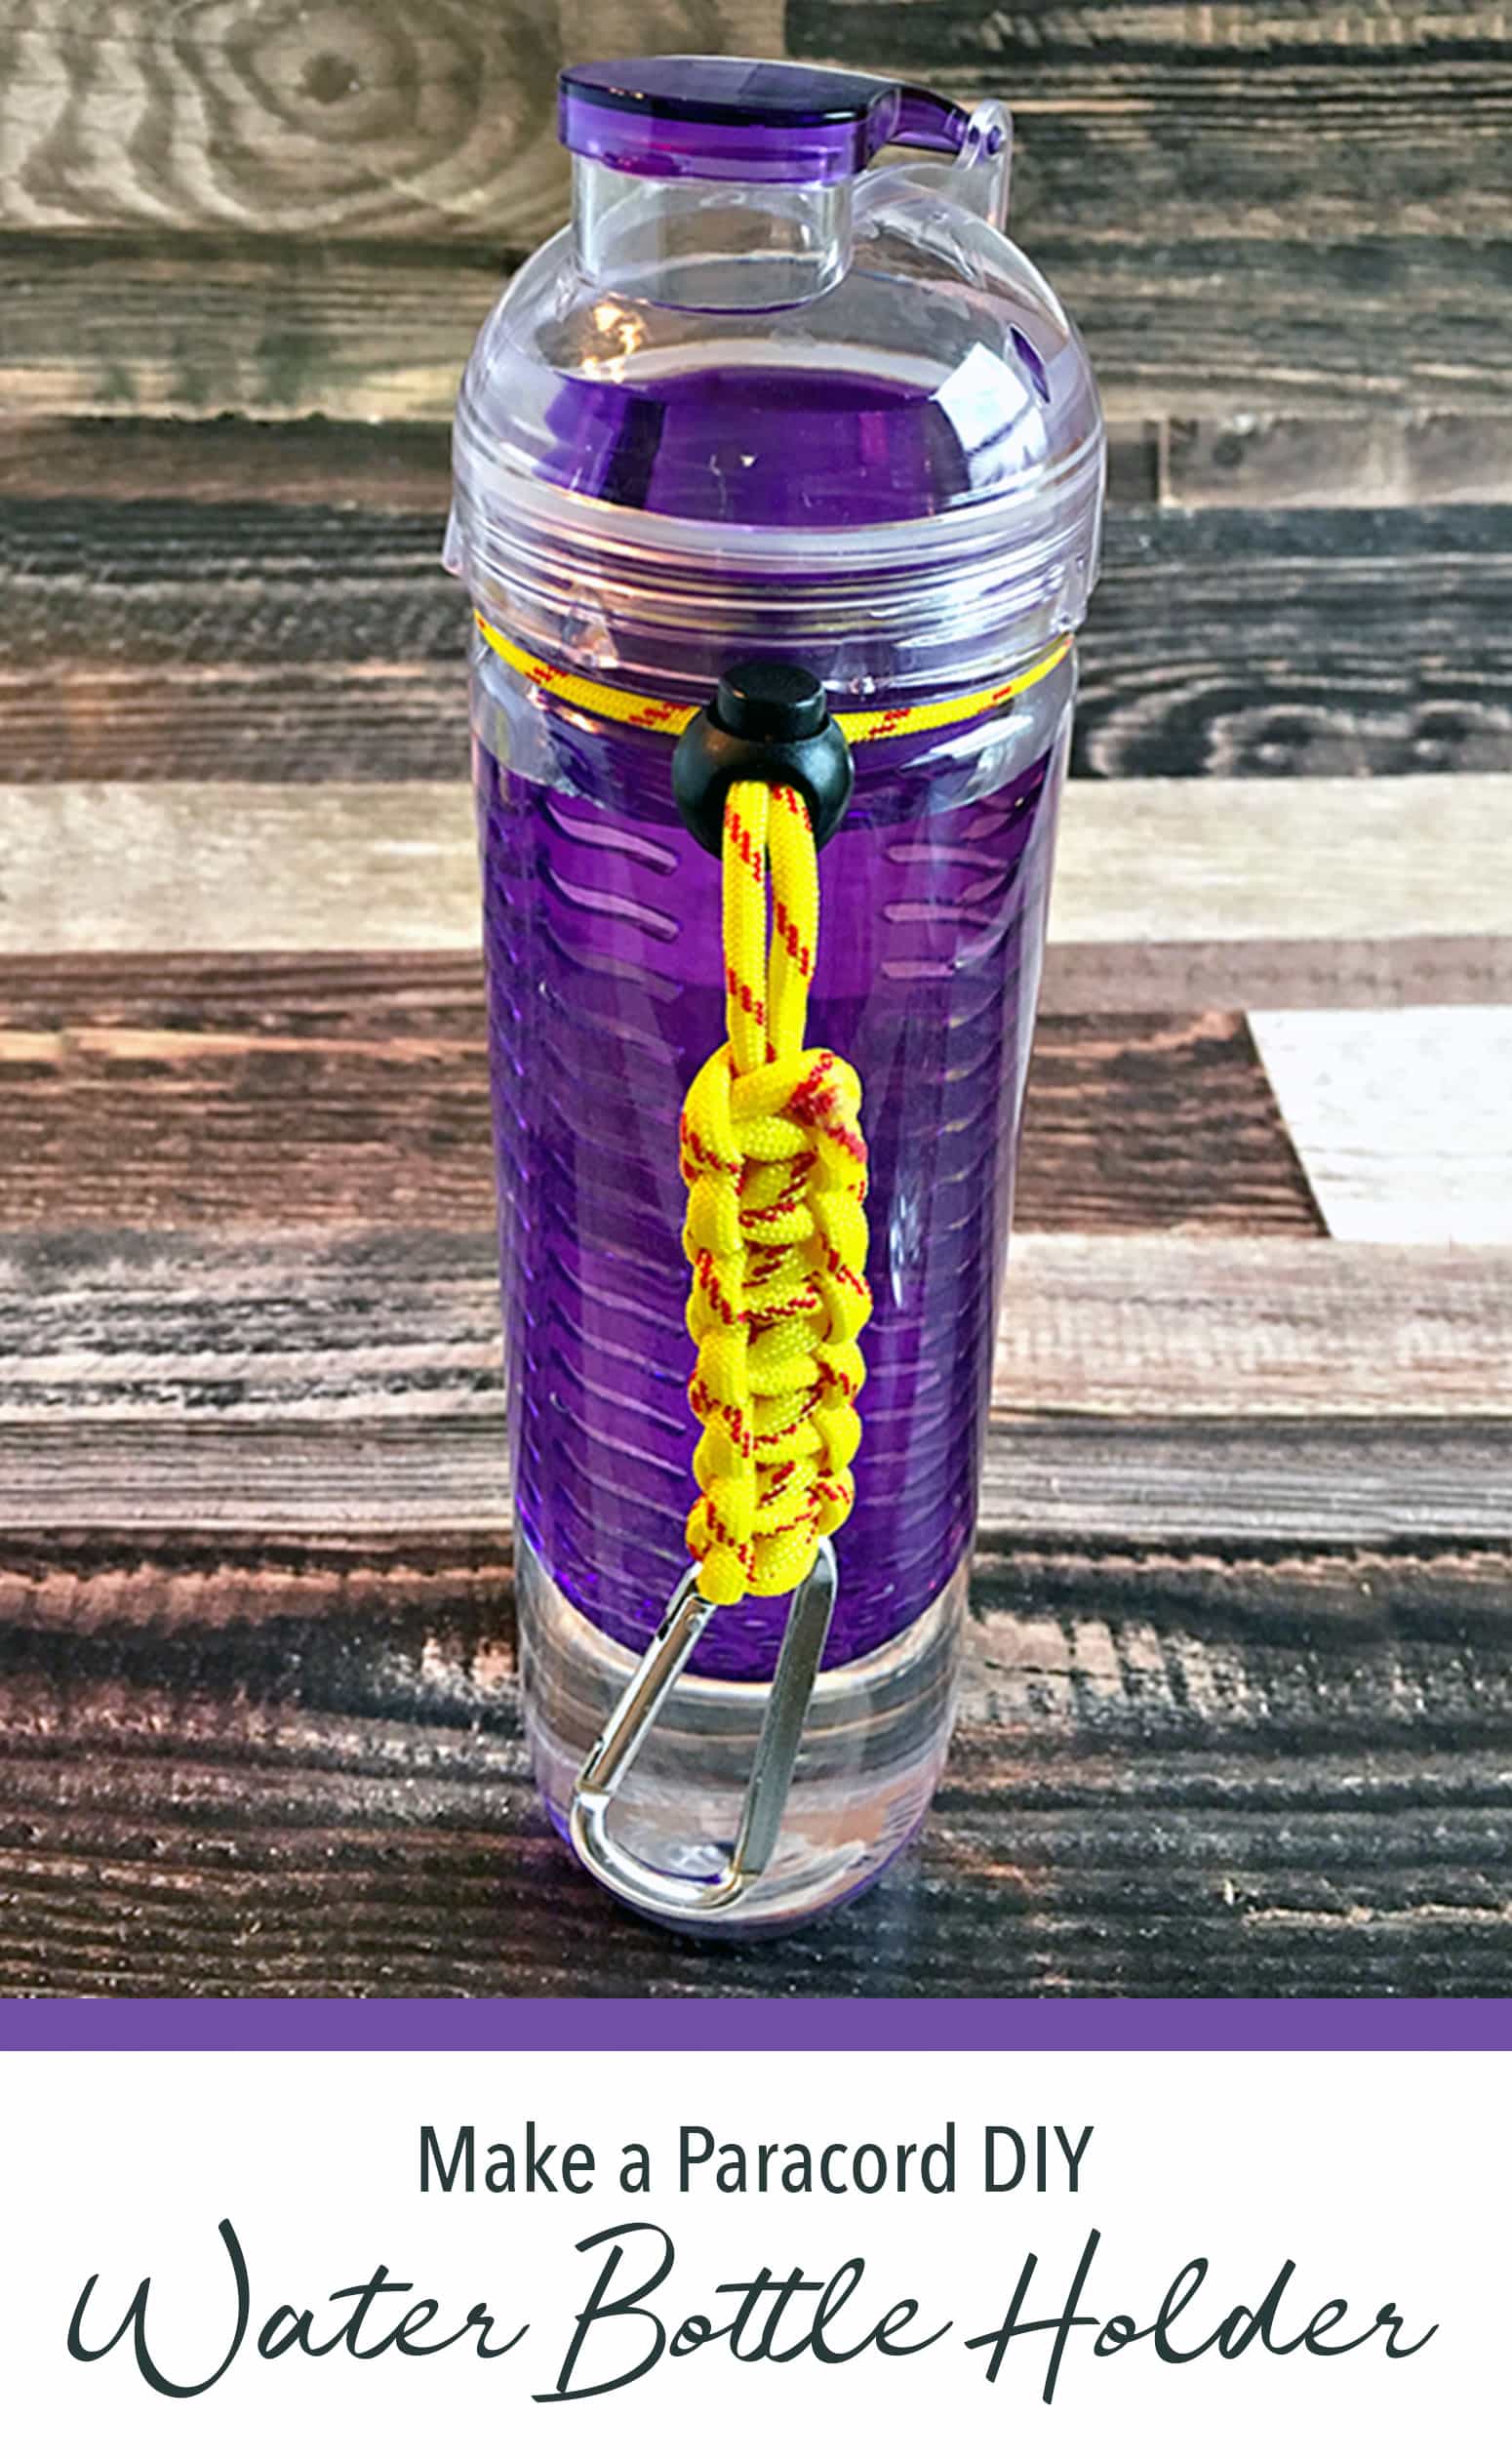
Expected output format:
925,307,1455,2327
1250,1006,1512,1243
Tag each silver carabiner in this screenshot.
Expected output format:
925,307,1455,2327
568,1538,838,1926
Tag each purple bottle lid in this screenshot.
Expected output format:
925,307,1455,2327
559,55,978,186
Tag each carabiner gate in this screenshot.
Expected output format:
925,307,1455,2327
568,1539,839,1926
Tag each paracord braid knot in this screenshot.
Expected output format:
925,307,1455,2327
679,777,870,1605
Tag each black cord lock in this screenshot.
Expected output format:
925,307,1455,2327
671,661,855,858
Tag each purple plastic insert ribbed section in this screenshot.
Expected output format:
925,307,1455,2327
480,713,1062,1681
559,57,970,184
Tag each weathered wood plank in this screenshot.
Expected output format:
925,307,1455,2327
1,1223,1506,1538
1250,1007,1512,1244
1166,415,1512,510
977,1418,1512,1544
5,1416,1506,1544
2,234,1507,424
1025,235,1512,420
0,965,1318,1234
2,1231,1501,1427
1050,776,1512,948
4,500,1511,784
1043,937,1512,1017
2,1529,1511,1995
1105,419,1162,504
0,233,509,420
0,0,771,244
5,779,1510,1024
0,413,1164,510
994,1236,1512,1418
1,0,1500,262
0,1425,515,1535
0,415,455,510
0,0,1503,454
0,785,484,954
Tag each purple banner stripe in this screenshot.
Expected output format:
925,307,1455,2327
0,1999,1507,2053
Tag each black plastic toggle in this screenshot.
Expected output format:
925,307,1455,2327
672,660,855,857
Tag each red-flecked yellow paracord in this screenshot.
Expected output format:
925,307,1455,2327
474,611,1072,1604
679,773,868,1602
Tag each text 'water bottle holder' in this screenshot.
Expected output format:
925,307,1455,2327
473,611,1071,1922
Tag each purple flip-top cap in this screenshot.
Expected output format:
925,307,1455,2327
559,55,975,186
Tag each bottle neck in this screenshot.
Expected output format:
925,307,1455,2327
571,157,853,311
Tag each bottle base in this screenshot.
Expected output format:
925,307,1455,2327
518,1536,965,1936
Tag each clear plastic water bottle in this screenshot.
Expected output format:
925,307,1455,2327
447,56,1103,1933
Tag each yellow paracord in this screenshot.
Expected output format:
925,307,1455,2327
475,611,1072,1605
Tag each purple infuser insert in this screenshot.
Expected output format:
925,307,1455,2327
482,720,1060,1683
448,54,1103,1929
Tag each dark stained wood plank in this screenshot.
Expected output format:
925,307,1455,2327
0,489,467,782
0,496,459,674
3,1529,1511,1995
2,232,1507,425
0,958,1321,1234
4,498,1511,783
0,951,497,1028
0,949,486,1028
0,956,491,1231
800,1,1512,247
6,1529,1510,1741
0,664,454,786
1077,504,1512,779
1020,1014,1322,1234
961,1538,1512,1729
0,1533,517,1705
8,1770,1509,1997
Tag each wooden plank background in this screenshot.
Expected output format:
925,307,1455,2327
0,0,1509,1997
